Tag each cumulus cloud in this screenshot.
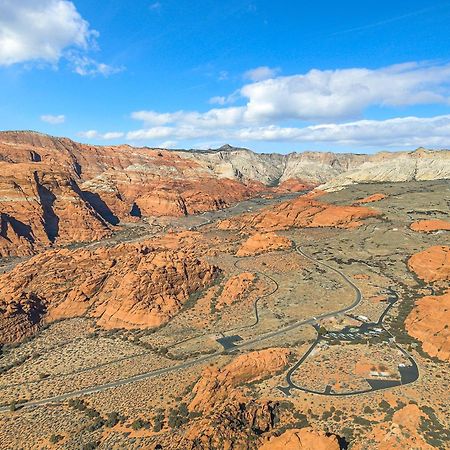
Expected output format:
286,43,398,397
244,66,280,82
127,114,450,148
0,0,121,75
125,61,450,148
240,62,450,122
78,130,124,140
40,114,65,124
131,62,450,129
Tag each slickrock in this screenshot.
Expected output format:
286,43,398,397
189,348,290,412
408,246,450,282
258,428,340,450
1,132,449,255
215,272,256,309
0,243,219,343
355,193,387,203
236,232,292,256
405,290,450,361
353,404,436,450
219,196,379,232
410,219,450,233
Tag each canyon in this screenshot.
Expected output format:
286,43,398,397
0,131,449,450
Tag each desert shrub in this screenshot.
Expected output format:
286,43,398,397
49,434,63,444
82,441,99,450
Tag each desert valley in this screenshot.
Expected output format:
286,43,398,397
0,130,449,449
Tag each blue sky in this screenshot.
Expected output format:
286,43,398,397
1,0,450,153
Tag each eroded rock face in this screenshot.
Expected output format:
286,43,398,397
258,428,340,450
408,246,450,282
185,399,278,450
410,219,450,233
355,193,387,203
215,272,256,310
236,232,292,256
189,348,290,412
319,148,450,191
0,242,219,343
0,163,111,257
219,196,379,232
1,132,449,255
405,290,450,361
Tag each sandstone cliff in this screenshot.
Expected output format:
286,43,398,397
236,232,292,256
219,196,379,232
258,428,340,450
408,246,450,283
405,290,450,361
1,131,449,256
0,241,219,343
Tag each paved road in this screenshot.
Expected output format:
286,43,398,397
0,192,416,410
0,241,364,412
279,268,420,396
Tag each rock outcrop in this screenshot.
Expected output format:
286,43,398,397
355,193,387,203
219,196,379,232
405,290,450,361
410,219,450,233
185,399,278,450
236,232,292,256
408,246,450,283
1,131,449,255
189,348,290,412
258,428,340,450
319,148,450,191
215,272,256,310
0,242,219,343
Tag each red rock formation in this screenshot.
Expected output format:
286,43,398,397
258,428,340,450
0,132,268,256
405,290,450,361
189,348,290,412
185,399,278,450
0,242,219,343
236,232,292,256
408,246,450,282
410,219,450,233
355,193,387,203
215,272,256,309
0,163,111,257
219,196,379,232
274,178,316,193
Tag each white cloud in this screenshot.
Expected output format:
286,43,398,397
240,62,450,122
69,54,123,77
244,66,280,82
0,0,96,66
40,114,65,124
127,114,450,148
102,132,125,140
78,130,124,140
0,0,122,76
149,2,162,11
123,61,450,148
159,140,178,149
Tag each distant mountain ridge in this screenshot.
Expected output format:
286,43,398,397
0,130,449,257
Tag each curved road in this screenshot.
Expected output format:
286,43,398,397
0,240,366,412
0,197,418,410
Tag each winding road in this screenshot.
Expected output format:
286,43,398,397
0,193,419,411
